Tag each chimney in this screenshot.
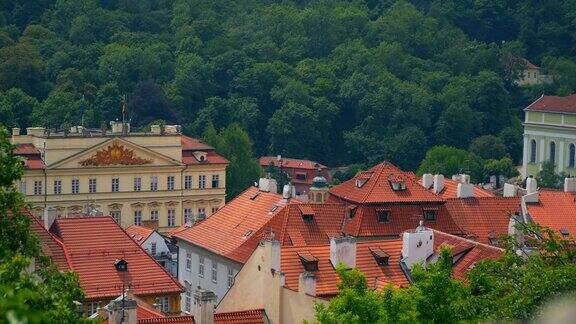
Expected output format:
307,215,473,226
503,183,517,197
109,289,137,324
526,177,538,194
456,183,474,198
564,177,576,193
150,125,161,134
258,177,278,194
401,221,434,270
432,174,444,194
26,127,45,137
12,127,20,136
298,272,316,296
421,174,433,189
43,207,58,230
192,289,216,324
282,183,296,199
329,236,356,268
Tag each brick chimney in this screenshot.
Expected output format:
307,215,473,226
329,236,356,268
401,222,434,270
192,289,216,324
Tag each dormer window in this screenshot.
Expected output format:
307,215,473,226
355,172,372,188
370,247,390,266
302,213,313,222
296,173,307,181
390,180,406,191
423,208,438,221
298,252,319,272
355,179,367,188
114,259,128,272
192,151,208,162
376,209,390,223
560,228,570,237
299,205,315,222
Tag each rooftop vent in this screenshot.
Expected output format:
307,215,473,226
560,228,570,237
370,247,390,266
114,259,128,272
298,252,319,272
249,192,260,200
243,230,253,239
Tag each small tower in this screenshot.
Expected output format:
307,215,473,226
309,164,328,203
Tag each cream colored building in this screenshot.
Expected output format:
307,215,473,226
522,94,576,178
11,122,227,231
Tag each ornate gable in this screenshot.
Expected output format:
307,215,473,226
78,143,152,166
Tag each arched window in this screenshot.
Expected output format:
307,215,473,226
570,144,576,168
550,141,556,163
530,139,537,163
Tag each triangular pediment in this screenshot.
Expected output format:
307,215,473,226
48,137,183,169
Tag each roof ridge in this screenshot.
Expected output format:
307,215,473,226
430,229,504,252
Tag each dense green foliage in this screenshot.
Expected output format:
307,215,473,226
1,0,575,171
314,226,576,323
0,126,88,323
536,160,567,189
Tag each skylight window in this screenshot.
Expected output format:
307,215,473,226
243,230,253,238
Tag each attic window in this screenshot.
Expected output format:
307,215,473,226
376,209,390,223
355,179,366,188
298,252,319,272
243,230,253,238
270,206,278,212
250,192,260,200
423,209,437,221
114,259,128,272
560,228,570,237
370,248,390,266
302,213,314,222
296,173,307,181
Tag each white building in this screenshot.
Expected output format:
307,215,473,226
126,225,178,277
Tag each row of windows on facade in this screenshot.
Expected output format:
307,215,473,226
110,206,219,227
375,209,437,223
529,140,576,167
183,253,234,312
23,174,220,196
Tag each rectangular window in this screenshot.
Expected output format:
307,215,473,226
198,207,206,219
134,210,142,226
424,210,437,221
53,180,62,195
184,281,192,312
71,179,80,194
211,260,218,283
184,208,193,223
211,207,218,214
184,175,192,190
377,210,390,223
199,175,206,189
198,256,205,277
211,174,220,188
88,178,97,193
133,177,141,191
186,252,192,271
33,180,43,195
150,210,159,221
150,176,158,191
87,302,99,315
111,178,119,192
19,180,26,195
296,173,307,181
151,242,157,255
227,267,234,288
167,209,175,226
111,211,121,223
159,296,169,313
167,176,175,191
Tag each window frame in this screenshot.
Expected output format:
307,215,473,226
424,209,437,221
570,144,576,168
88,178,97,193
211,260,218,283
150,242,157,255
184,175,192,190
134,210,142,226
376,210,390,223
198,255,205,277
550,141,556,163
199,175,206,189
167,175,175,191
211,174,220,188
167,209,175,227
227,267,234,288
111,177,119,192
71,179,79,194
530,139,537,163
150,176,158,191
53,180,62,195
111,211,121,223
185,252,192,271
150,210,159,221
33,180,43,196
133,177,142,191
184,208,193,223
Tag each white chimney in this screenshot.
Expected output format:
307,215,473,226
150,125,161,134
192,289,216,324
26,127,45,137
401,222,434,270
282,183,296,199
258,177,278,193
564,177,576,193
456,183,474,198
433,174,444,194
421,174,433,189
526,177,538,194
43,207,58,230
12,127,20,136
330,236,356,268
298,272,316,296
460,174,470,184
503,183,517,197
108,290,137,324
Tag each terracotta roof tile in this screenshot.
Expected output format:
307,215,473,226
329,162,443,204
444,197,520,244
526,94,576,114
215,309,267,324
126,225,155,245
27,212,72,271
50,216,183,300
181,136,214,150
526,190,576,238
13,143,40,155
139,316,195,324
259,156,327,170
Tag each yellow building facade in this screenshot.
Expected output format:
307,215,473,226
11,123,227,231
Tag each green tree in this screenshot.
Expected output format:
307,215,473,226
536,160,565,189
0,126,88,323
469,135,507,160
483,157,519,184
417,145,483,182
0,42,46,97
203,123,262,200
0,88,39,128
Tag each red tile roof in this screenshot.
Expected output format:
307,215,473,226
173,187,290,263
260,156,327,170
24,157,45,169
182,150,228,165
342,204,464,238
525,190,576,238
329,162,444,204
525,94,576,114
13,143,40,155
139,316,195,324
27,212,72,271
49,216,183,300
522,58,540,70
181,135,214,150
444,197,520,244
126,225,155,245
215,309,268,324
419,178,494,199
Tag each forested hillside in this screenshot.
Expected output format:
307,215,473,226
1,0,575,170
